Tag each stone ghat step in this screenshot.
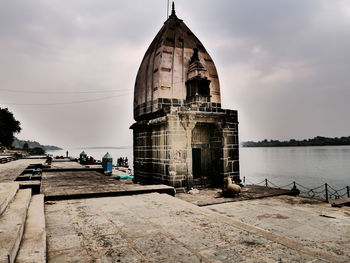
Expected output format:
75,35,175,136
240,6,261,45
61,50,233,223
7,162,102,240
42,167,103,173
16,195,46,263
0,183,19,216
18,181,41,195
15,176,42,182
0,189,32,263
44,184,176,201
331,197,350,207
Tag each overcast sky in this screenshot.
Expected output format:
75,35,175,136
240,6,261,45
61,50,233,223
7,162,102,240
1,0,350,148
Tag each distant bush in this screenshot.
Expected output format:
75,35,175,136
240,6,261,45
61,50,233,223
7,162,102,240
12,137,62,151
30,147,45,155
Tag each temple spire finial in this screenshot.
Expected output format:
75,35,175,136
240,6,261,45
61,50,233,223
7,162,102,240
170,1,176,17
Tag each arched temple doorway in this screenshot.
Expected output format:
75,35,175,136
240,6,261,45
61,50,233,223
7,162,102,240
191,123,222,187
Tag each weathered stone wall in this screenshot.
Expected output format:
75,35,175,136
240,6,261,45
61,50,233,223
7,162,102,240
135,98,226,120
132,106,239,190
221,115,240,183
133,122,170,185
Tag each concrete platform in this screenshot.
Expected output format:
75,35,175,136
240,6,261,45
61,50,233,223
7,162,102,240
45,193,345,263
0,189,32,263
16,195,46,263
41,171,175,200
177,185,295,206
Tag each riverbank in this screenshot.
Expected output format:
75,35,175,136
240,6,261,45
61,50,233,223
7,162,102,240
1,157,350,262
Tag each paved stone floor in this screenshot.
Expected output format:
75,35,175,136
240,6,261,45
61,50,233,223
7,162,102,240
50,160,84,169
0,159,44,182
42,171,174,200
45,193,348,263
177,185,294,206
207,195,350,262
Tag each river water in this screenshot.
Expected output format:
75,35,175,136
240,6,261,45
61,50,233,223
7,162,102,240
240,146,350,190
48,145,350,190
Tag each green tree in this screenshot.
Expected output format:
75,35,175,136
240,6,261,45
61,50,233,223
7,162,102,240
0,108,21,148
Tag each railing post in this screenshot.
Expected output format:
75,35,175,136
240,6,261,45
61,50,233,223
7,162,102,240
291,181,300,196
265,178,268,187
243,176,246,184
347,186,350,198
325,183,329,202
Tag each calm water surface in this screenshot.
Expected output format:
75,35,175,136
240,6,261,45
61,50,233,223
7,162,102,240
240,146,350,189
49,145,350,189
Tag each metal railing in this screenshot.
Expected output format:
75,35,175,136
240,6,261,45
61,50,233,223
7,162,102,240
243,177,350,202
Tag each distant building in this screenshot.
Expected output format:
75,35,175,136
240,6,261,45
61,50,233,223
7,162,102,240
131,3,239,190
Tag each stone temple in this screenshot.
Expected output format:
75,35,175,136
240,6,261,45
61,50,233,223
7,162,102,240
131,4,239,190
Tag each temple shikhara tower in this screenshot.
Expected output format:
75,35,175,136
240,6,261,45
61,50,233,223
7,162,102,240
131,3,239,190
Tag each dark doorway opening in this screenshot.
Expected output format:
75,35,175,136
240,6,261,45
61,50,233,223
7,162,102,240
192,148,201,179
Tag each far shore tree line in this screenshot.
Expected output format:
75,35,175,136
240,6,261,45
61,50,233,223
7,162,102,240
242,136,350,147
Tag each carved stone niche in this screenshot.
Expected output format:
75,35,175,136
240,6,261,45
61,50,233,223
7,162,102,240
185,48,211,103
186,76,211,101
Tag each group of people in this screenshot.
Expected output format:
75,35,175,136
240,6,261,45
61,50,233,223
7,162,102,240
117,157,128,167
80,155,97,165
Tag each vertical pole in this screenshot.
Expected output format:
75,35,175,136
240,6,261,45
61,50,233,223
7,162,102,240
243,176,245,184
293,181,296,189
325,183,329,202
265,178,268,187
347,186,350,198
167,0,169,19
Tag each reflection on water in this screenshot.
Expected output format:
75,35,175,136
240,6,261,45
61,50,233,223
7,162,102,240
49,145,350,189
240,146,350,188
